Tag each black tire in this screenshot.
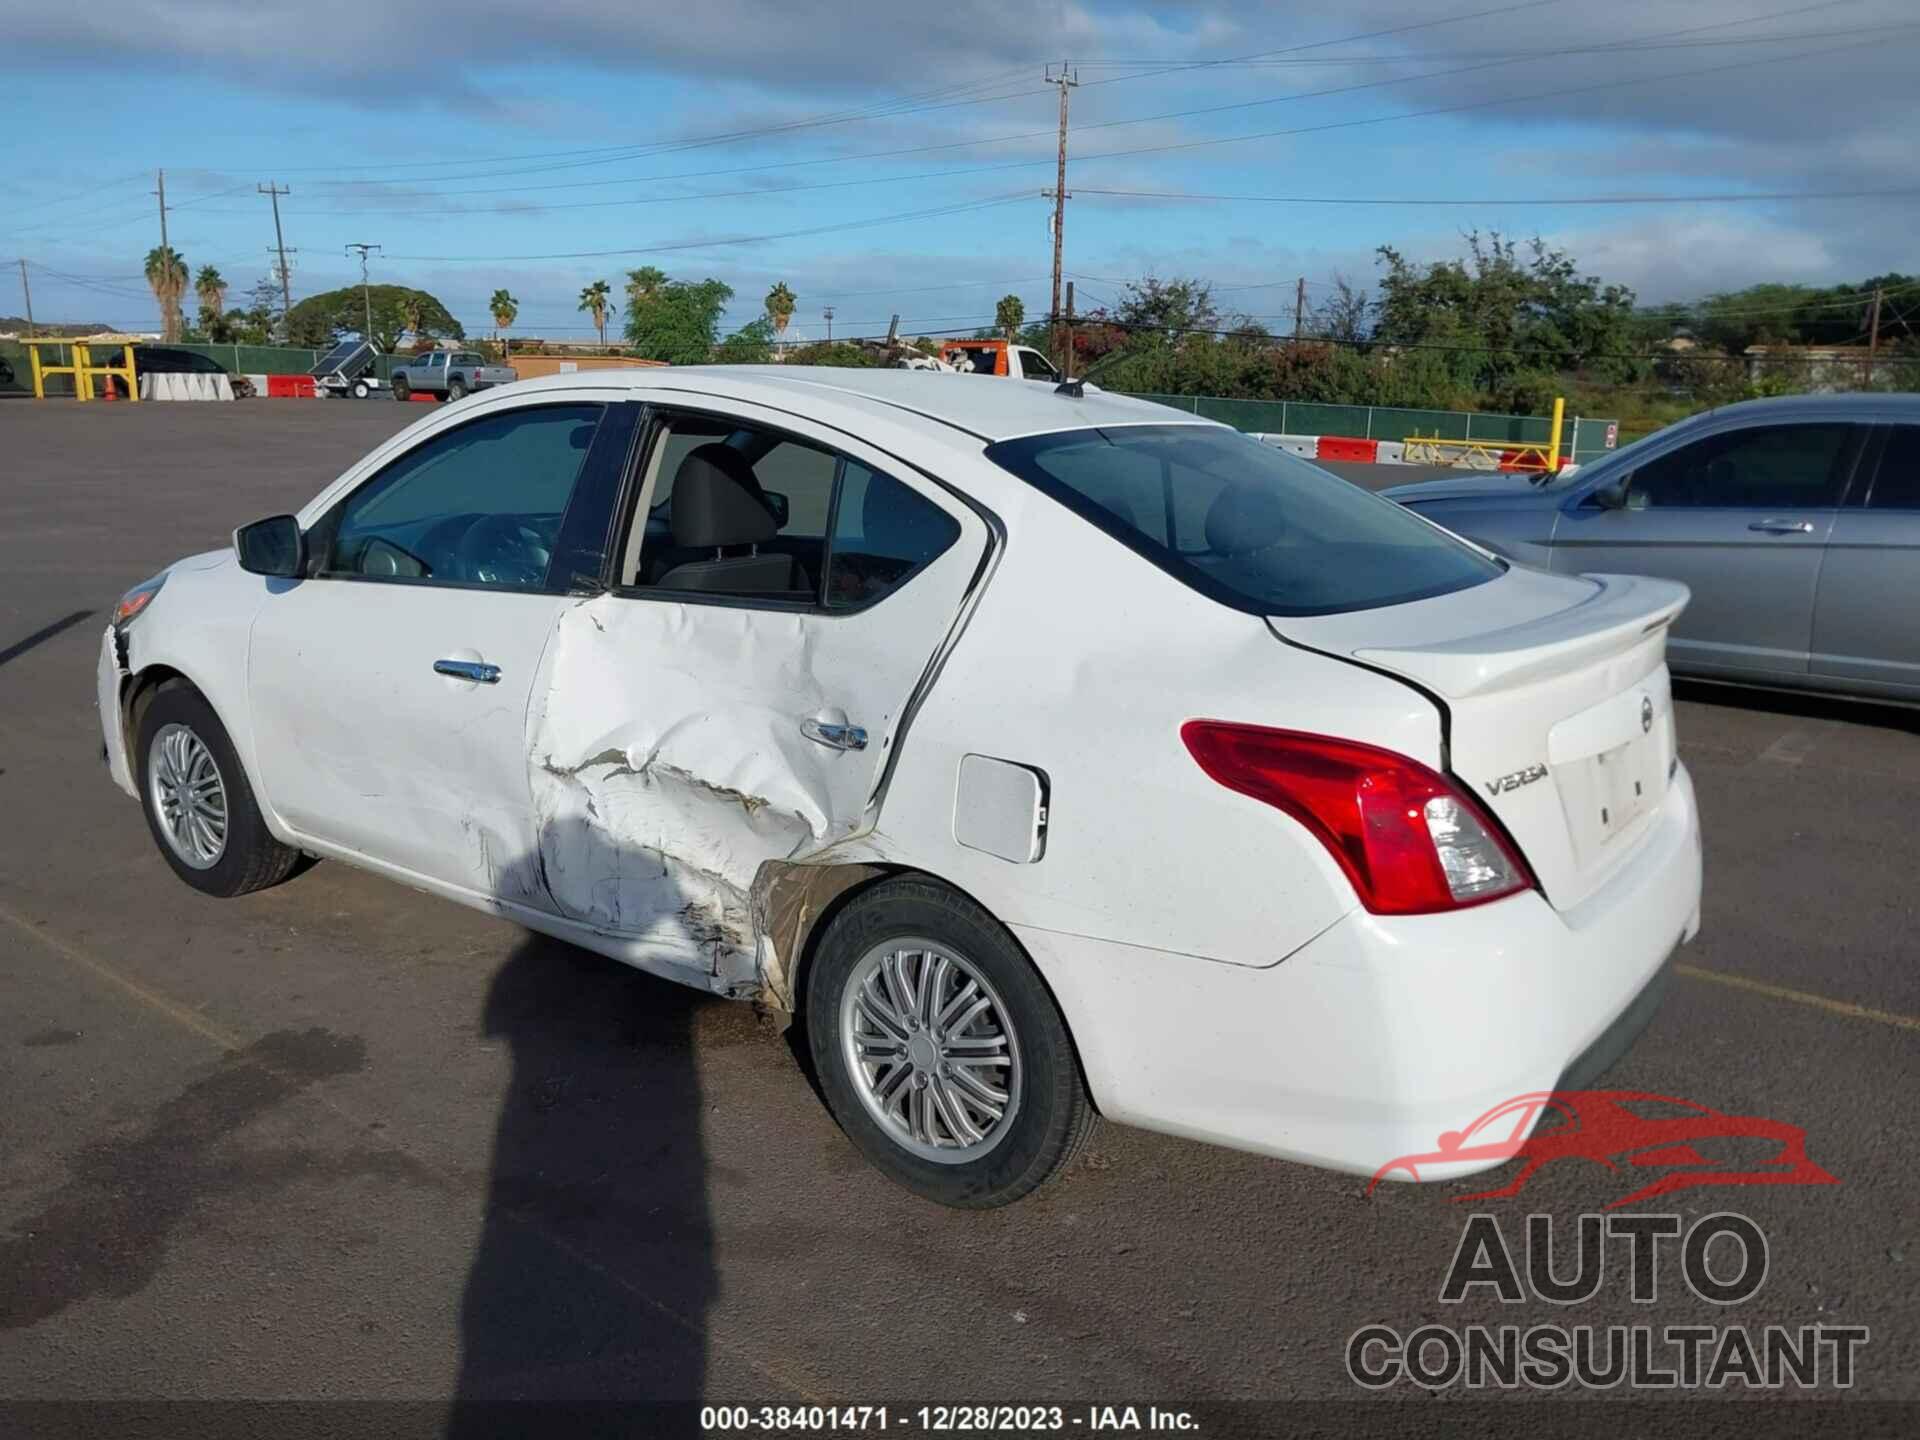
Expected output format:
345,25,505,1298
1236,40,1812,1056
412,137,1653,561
351,380,370,399
806,876,1095,1208
447,378,468,401
135,683,302,898
391,376,410,401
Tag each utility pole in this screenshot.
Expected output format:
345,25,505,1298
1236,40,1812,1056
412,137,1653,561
345,243,381,343
1044,61,1078,372
153,168,176,340
1866,285,1884,386
259,183,294,337
1294,277,1307,345
17,259,33,338
1064,280,1075,378
823,306,835,343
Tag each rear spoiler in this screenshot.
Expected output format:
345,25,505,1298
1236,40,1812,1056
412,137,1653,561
1353,574,1690,699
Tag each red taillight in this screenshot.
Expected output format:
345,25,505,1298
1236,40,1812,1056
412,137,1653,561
1181,720,1535,915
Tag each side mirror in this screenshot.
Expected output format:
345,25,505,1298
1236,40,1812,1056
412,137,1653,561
1590,477,1631,510
234,514,306,578
760,489,791,529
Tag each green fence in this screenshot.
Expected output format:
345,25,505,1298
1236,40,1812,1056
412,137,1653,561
1118,392,1620,462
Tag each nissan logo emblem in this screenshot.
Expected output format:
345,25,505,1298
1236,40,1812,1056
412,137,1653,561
1641,697,1654,734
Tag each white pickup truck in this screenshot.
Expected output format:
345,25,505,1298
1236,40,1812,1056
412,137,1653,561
389,349,517,402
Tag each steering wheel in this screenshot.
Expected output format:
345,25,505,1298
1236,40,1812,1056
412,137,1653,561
453,513,552,587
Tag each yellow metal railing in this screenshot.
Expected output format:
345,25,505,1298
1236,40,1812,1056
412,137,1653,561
20,338,140,401
1405,397,1565,472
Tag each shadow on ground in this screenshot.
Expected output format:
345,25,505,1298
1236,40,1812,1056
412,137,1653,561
451,933,721,1421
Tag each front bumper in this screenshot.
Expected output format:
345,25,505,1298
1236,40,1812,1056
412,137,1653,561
1016,764,1703,1180
97,625,137,798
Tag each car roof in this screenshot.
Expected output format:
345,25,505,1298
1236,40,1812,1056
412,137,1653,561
497,365,1214,443
1686,391,1920,423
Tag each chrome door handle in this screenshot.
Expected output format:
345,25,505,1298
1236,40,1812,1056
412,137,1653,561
801,717,868,751
1748,519,1814,534
434,659,501,684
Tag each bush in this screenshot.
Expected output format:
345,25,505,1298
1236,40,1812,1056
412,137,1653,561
784,342,880,368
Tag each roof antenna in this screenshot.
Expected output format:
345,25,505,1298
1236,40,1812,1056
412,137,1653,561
1054,377,1085,398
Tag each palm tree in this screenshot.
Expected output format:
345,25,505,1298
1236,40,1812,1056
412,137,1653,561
995,293,1025,342
145,245,188,342
625,266,667,313
578,279,613,347
489,288,519,355
765,281,796,336
194,266,227,328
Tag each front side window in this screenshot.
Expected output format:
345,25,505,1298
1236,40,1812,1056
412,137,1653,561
622,414,957,607
1626,423,1855,510
986,424,1501,617
1019,351,1061,383
320,403,602,589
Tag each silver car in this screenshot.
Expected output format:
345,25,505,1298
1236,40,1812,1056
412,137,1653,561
1384,393,1920,702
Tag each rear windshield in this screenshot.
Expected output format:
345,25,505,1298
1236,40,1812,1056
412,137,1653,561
985,424,1502,616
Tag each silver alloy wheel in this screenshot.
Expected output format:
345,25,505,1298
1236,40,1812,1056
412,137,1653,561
840,937,1024,1164
147,722,228,870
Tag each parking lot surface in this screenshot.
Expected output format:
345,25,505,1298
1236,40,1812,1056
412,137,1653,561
2,402,1915,1418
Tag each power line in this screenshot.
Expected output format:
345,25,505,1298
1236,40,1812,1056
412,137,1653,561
1073,184,1920,208
378,192,1033,262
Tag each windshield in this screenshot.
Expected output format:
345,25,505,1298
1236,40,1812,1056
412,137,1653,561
985,424,1503,616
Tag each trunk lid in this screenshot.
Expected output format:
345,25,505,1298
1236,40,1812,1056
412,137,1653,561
1271,567,1689,911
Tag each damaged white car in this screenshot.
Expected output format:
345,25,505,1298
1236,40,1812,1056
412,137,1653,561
98,369,1702,1207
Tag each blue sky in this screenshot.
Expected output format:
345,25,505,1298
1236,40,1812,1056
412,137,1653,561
4,0,1916,343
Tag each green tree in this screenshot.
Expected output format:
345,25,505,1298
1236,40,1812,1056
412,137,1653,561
144,245,188,342
578,279,613,346
715,317,775,364
1114,276,1218,341
286,285,464,351
1372,232,1645,391
764,281,796,335
489,288,519,351
995,293,1025,341
194,266,227,328
624,270,732,364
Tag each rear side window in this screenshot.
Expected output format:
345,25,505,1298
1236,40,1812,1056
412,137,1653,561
986,425,1501,616
827,462,961,608
1868,425,1920,509
622,413,959,608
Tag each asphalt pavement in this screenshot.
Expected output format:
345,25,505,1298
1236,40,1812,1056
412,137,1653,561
1,399,1914,1427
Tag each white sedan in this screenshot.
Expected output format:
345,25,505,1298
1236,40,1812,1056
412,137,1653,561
98,369,1702,1207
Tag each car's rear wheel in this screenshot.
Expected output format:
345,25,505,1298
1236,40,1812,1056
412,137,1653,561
135,683,301,898
447,378,468,401
391,376,410,401
806,876,1095,1208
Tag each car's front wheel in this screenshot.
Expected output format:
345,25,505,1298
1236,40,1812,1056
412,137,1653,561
806,877,1095,1207
135,683,302,898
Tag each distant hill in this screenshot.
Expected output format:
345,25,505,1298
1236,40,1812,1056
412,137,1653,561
0,316,116,338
